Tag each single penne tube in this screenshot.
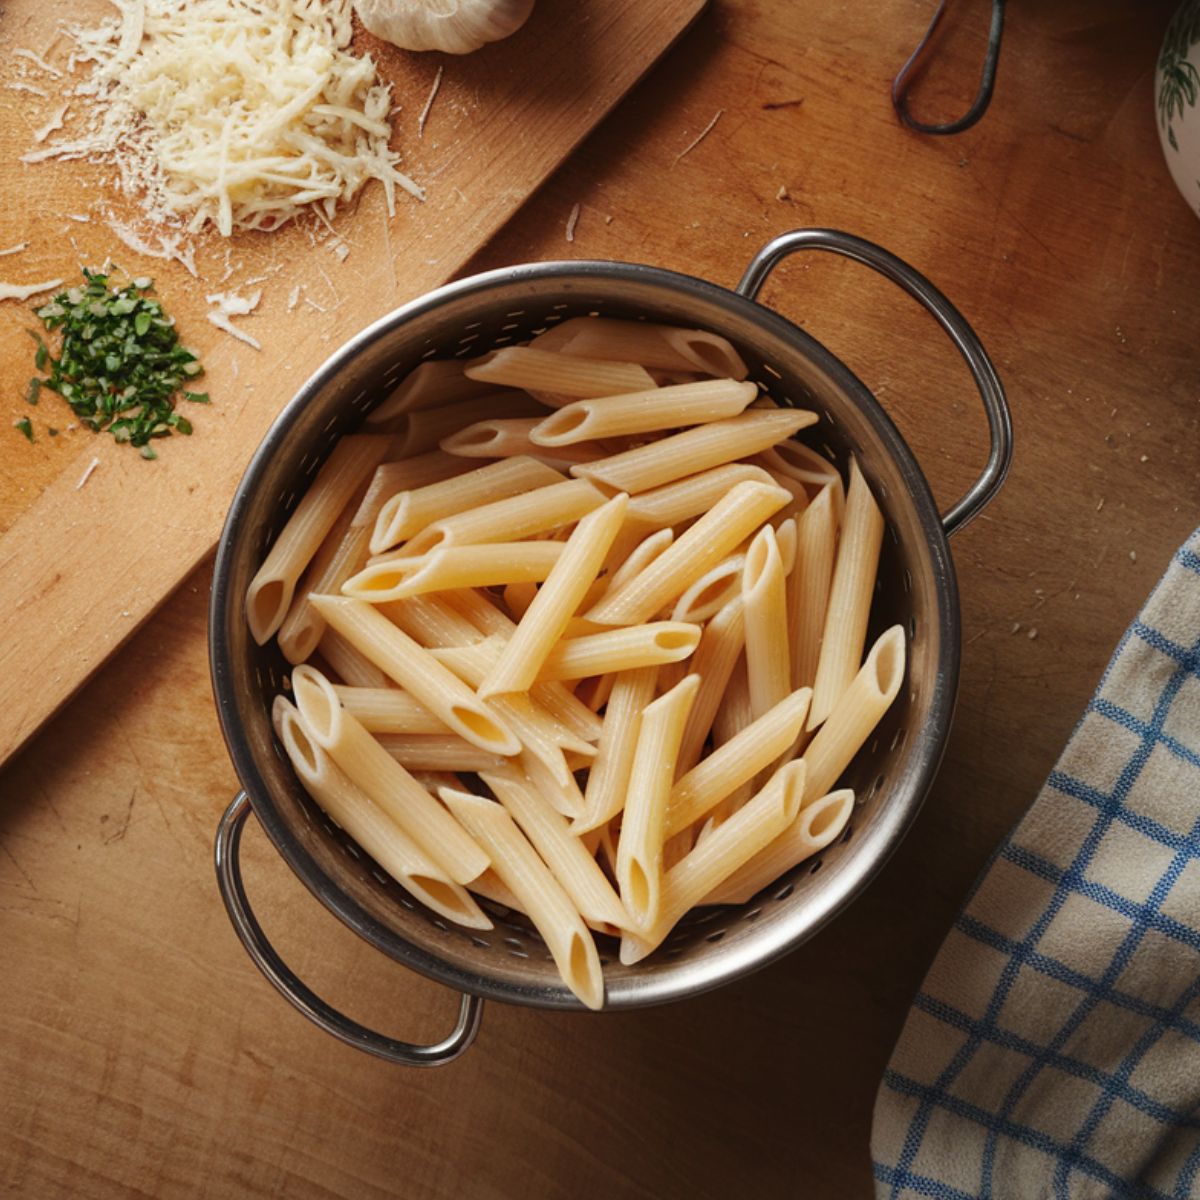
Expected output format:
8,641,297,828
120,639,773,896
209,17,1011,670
670,552,745,624
388,392,541,458
758,439,842,489
470,867,525,913
309,594,520,756
531,317,749,379
318,626,390,689
516,749,588,820
742,525,791,720
440,787,604,1010
352,451,472,528
620,760,805,964
537,622,701,682
617,674,699,932
790,484,838,691
713,657,754,747
665,687,811,838
371,456,565,552
570,409,816,494
441,586,518,636
675,597,745,775
758,462,810,520
246,435,394,643
292,666,491,885
575,672,616,712
366,358,504,425
561,615,610,640
278,488,370,664
703,788,856,905
332,685,448,734
530,379,758,446
808,459,884,729
604,527,675,594
503,580,538,620
775,516,797,575
465,345,656,398
376,734,508,773
574,666,658,833
479,494,629,697
802,625,905,801
380,593,483,649
625,463,776,529
274,699,491,929
588,480,790,625
440,418,607,468
481,769,629,929
403,478,611,556
344,542,565,602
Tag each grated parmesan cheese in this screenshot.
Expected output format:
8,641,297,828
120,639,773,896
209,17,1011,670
206,288,262,349
0,278,64,302
34,0,424,239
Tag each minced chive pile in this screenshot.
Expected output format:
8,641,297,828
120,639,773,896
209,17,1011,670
25,269,207,459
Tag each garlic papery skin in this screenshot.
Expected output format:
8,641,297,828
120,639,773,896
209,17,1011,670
353,0,535,55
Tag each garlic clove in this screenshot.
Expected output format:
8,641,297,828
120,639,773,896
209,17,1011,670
353,0,535,55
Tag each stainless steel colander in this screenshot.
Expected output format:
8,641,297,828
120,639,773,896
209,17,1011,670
211,229,1012,1066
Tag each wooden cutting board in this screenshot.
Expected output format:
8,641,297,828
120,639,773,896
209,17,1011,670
0,0,705,766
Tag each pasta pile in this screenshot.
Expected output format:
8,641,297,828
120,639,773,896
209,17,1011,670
246,317,906,1010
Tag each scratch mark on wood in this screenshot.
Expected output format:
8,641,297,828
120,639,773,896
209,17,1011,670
103,787,136,844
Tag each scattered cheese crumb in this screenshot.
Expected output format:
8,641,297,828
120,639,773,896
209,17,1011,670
1011,622,1021,634
418,65,444,139
76,456,101,490
106,218,198,277
65,213,91,223
334,243,350,262
1129,550,1137,562
604,214,613,225
776,184,789,201
1140,454,1148,463
565,203,581,243
13,47,64,77
1096,497,1105,512
0,242,29,258
32,102,69,144
1027,628,1038,640
287,285,301,310
0,278,64,302
6,82,49,97
675,109,724,163
206,289,263,349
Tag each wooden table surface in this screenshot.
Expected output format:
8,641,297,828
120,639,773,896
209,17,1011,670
3,2,1198,1197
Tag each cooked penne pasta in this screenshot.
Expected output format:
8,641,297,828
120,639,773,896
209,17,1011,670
790,484,838,692
532,317,748,379
441,787,604,1010
440,418,608,467
318,626,390,689
376,734,508,773
291,665,490,885
388,392,541,458
465,345,657,399
703,788,855,905
713,657,753,747
802,625,905,801
246,434,393,643
482,769,629,929
380,593,482,649
537,622,701,682
775,516,797,575
403,477,610,556
617,675,699,931
371,456,564,553
345,542,565,602
742,525,791,721
571,409,816,494
310,594,520,756
530,379,758,446
758,439,842,490
620,760,806,963
624,463,776,530
669,552,745,624
367,358,504,425
675,597,745,775
665,687,811,838
479,494,628,697
808,459,884,729
588,480,790,625
574,666,658,833
352,451,472,528
332,685,448,734
274,698,491,929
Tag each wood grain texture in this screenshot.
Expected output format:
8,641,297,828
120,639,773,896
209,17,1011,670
0,0,706,765
3,1,1200,1197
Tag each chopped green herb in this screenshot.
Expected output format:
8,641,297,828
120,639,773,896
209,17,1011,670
27,269,204,458
14,416,33,442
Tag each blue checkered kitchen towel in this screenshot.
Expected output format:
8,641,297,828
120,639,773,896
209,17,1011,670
872,529,1200,1199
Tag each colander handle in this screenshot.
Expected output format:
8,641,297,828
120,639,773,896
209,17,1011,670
736,228,1012,536
214,792,483,1066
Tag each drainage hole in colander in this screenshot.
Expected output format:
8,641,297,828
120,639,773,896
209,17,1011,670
502,936,524,949
809,859,823,876
773,882,794,902
744,908,763,922
469,936,490,948
370,868,389,887
343,842,361,860
840,824,854,845
902,568,912,595
890,726,907,753
597,956,611,967
663,946,686,958
762,363,782,380
491,335,515,347
908,614,917,640
705,929,727,944
507,948,530,960
397,896,415,910
431,918,451,932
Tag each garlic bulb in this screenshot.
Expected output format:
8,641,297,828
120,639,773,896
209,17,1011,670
353,0,535,55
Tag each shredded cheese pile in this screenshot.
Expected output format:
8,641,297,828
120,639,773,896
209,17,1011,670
32,0,423,237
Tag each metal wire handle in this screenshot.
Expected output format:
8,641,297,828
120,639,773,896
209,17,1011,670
736,228,1012,537
214,792,483,1066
